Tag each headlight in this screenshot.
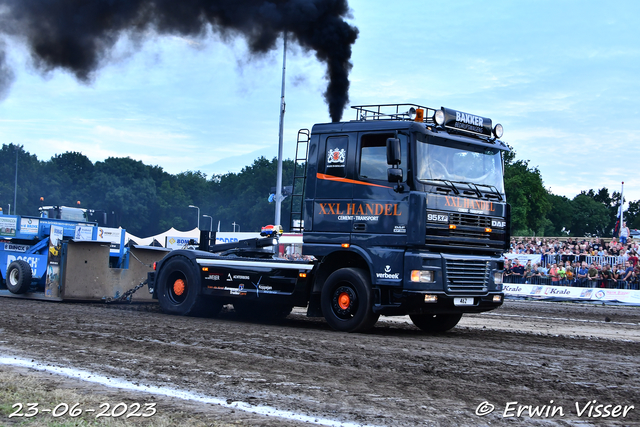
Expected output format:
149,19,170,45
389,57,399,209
411,270,435,283
494,272,503,284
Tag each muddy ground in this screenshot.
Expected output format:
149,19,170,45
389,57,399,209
0,297,638,426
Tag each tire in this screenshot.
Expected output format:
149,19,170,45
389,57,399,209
6,260,32,294
156,256,221,317
410,313,463,333
321,268,379,332
233,301,293,321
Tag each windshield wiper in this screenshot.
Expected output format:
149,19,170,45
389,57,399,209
424,179,460,195
469,182,484,198
446,180,484,198
449,181,505,201
476,184,504,201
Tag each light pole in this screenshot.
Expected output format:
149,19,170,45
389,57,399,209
14,145,18,215
202,214,213,231
188,205,200,229
232,222,240,232
274,32,287,227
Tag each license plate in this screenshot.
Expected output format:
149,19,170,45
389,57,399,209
454,297,474,306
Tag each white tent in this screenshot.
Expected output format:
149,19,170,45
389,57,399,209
125,227,200,247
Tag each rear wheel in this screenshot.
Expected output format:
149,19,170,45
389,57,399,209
321,268,379,332
410,313,462,333
157,256,221,317
6,260,32,294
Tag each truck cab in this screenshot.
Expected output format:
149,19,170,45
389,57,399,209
298,104,509,332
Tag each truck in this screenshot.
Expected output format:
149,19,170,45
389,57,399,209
39,205,119,228
149,103,510,333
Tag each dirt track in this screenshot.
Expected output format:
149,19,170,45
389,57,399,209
0,298,638,426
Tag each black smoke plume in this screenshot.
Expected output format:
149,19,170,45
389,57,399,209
0,0,358,121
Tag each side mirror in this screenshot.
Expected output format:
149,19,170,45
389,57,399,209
386,137,401,166
387,168,403,183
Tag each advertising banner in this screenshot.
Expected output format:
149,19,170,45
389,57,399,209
44,225,63,299
74,225,95,241
19,217,39,235
215,232,261,244
503,283,640,305
97,227,123,255
3,243,29,253
165,236,198,250
504,253,543,265
0,216,17,237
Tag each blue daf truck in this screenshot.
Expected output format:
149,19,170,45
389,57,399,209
149,103,511,332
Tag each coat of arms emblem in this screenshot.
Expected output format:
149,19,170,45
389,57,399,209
327,148,346,164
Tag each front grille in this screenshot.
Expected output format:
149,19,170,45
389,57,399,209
449,229,491,239
445,259,489,292
425,209,505,251
449,212,491,227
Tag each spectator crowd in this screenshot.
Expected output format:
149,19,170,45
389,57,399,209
504,237,640,290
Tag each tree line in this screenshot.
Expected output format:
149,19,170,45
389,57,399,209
0,143,636,237
0,144,294,237
504,148,638,236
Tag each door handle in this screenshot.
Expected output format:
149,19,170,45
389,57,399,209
353,223,365,231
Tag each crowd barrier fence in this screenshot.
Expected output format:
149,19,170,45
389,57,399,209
503,274,638,290
539,254,626,268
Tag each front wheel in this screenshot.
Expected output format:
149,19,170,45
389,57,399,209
321,268,379,332
6,260,32,294
156,256,221,317
410,313,462,333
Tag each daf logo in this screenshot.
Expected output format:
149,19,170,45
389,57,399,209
491,220,506,228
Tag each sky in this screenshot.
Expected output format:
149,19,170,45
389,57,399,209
0,0,638,205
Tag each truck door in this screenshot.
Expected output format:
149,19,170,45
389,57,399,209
352,131,409,239
352,132,409,282
311,134,355,241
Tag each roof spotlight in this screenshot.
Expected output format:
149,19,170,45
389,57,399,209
434,109,445,125
408,107,417,120
493,123,504,139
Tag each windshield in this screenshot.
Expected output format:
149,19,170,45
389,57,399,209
416,136,505,194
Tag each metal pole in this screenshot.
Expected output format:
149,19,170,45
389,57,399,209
203,214,213,231
275,32,287,227
620,181,624,233
14,146,18,215
188,205,200,229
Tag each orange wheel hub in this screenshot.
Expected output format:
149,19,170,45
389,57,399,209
338,292,351,310
173,279,186,296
